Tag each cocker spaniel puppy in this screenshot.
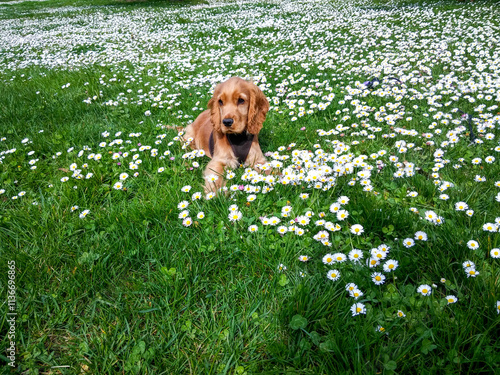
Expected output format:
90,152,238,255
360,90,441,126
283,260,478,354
183,77,270,193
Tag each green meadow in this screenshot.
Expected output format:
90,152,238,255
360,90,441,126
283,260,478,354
0,0,499,373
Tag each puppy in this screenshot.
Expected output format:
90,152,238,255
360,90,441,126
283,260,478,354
183,77,269,193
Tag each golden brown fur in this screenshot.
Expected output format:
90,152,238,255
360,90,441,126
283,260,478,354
183,77,269,193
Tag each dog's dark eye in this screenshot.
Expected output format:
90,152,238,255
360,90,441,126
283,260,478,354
237,98,245,105
218,99,223,105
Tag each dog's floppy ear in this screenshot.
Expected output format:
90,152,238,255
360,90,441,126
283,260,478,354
208,84,222,133
247,82,269,135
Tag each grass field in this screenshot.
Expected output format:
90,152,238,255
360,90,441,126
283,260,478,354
1,0,499,373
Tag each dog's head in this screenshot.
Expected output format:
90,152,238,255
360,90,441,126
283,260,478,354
208,77,269,135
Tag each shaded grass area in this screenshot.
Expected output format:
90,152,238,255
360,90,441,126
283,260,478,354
1,0,500,373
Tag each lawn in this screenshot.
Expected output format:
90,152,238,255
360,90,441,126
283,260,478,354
0,0,499,373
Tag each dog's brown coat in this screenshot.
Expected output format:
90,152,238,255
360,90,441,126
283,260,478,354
184,77,269,192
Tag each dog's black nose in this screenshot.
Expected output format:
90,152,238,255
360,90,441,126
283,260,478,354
222,118,234,127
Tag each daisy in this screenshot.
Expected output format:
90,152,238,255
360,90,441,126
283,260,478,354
424,210,437,222
119,173,129,180
177,201,189,209
383,259,399,272
278,264,287,272
299,193,309,200
462,260,475,269
329,203,341,213
294,227,305,236
368,258,380,268
192,192,202,200
455,201,468,211
322,254,334,265
350,224,364,236
414,231,428,241
417,284,432,296
372,249,387,263
71,205,79,212
345,283,358,292
445,295,458,304
228,211,243,222
349,288,363,300
434,216,445,225
269,216,281,226
467,240,479,250
372,272,386,285
497,301,500,314
396,310,406,318
298,255,309,262
248,225,258,233
336,210,349,221
348,249,363,262
113,181,123,190
319,237,332,247
402,238,415,248
205,174,219,183
490,248,500,258
182,217,192,227
333,252,347,263
378,244,390,253
314,231,329,241
327,269,340,281
351,303,366,316
196,212,205,220
79,209,90,219
296,215,310,226
61,177,69,182
277,226,288,235
483,223,498,232
178,210,189,219
247,194,257,202
464,267,479,277
338,196,350,205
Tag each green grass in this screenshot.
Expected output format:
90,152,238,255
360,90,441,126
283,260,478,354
1,0,500,373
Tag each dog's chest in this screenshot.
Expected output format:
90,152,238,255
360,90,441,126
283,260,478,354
209,132,254,165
